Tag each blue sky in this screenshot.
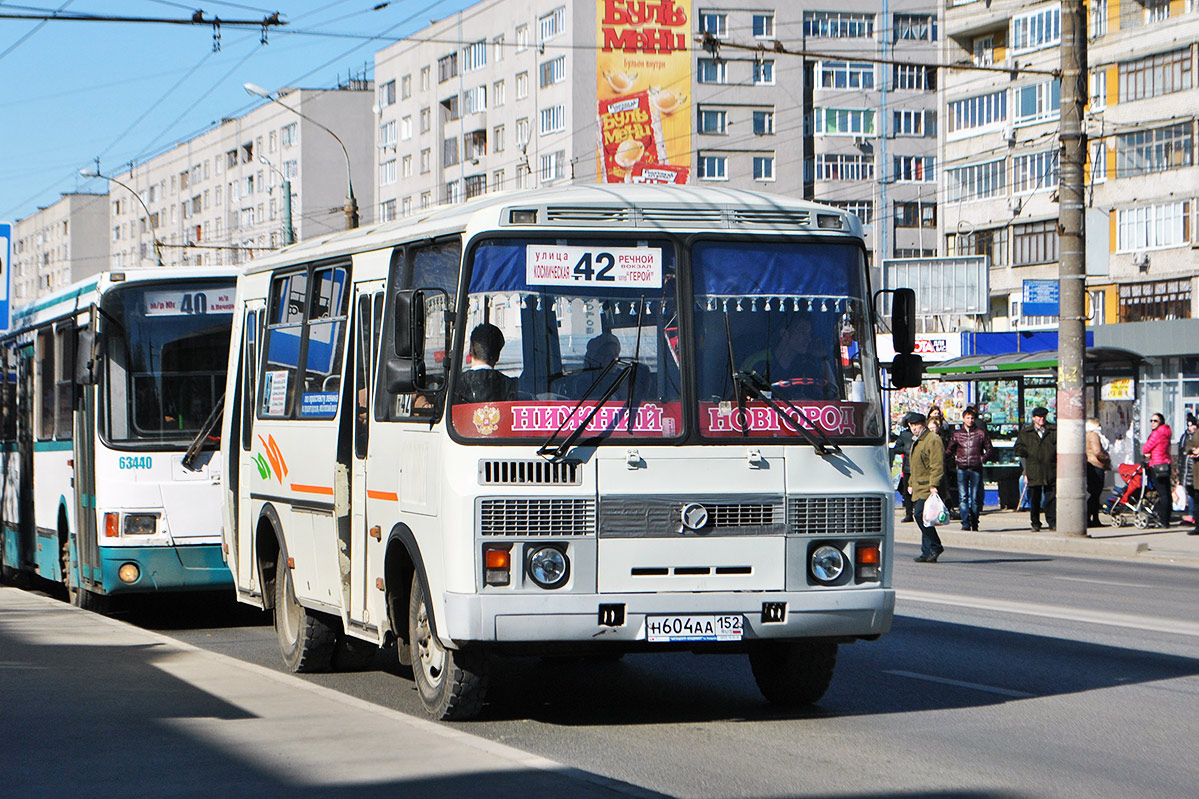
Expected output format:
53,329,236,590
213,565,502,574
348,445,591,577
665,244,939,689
0,0,474,222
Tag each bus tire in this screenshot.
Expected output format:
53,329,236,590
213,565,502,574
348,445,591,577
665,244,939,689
274,560,335,673
748,640,838,706
408,573,488,720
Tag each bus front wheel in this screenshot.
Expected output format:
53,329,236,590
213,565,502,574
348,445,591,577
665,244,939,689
748,640,838,706
274,561,336,673
408,574,489,720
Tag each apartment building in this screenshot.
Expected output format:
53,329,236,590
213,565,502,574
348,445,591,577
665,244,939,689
102,84,374,269
10,192,109,304
941,0,1198,330
372,0,938,267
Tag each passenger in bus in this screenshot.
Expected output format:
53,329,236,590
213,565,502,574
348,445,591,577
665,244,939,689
456,323,517,403
742,316,838,400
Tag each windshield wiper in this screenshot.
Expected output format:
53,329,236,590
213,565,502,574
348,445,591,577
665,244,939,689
723,310,841,457
181,394,224,472
537,357,636,463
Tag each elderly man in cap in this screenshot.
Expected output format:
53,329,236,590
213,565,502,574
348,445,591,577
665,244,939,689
907,412,946,563
1014,406,1057,531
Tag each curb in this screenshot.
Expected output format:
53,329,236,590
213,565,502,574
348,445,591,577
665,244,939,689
893,524,1199,567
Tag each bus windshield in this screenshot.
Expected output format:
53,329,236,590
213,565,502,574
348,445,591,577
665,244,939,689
101,280,235,445
451,237,682,441
692,239,883,441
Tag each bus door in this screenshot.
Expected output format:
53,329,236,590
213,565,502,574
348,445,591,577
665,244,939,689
348,282,384,633
72,314,98,589
15,342,35,571
236,301,265,601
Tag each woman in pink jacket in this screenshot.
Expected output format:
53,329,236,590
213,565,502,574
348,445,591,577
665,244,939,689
1143,413,1173,526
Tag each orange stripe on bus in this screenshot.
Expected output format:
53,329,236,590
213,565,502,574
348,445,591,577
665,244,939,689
367,490,399,502
290,483,334,496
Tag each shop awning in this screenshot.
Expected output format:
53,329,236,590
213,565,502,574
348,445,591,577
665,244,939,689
926,347,1143,381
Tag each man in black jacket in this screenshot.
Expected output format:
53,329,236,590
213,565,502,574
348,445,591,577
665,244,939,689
1013,407,1057,531
892,414,916,522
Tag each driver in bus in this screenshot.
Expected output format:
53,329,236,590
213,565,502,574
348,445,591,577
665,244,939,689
742,315,838,400
455,323,517,403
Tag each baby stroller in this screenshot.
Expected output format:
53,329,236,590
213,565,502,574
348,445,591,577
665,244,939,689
1102,462,1161,528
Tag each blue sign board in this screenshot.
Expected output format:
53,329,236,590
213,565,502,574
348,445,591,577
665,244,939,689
1022,279,1059,317
0,222,10,332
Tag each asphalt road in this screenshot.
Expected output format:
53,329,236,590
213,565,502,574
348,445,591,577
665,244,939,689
100,543,1199,798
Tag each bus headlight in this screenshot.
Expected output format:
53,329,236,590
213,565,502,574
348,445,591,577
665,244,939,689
118,563,141,584
526,545,569,589
123,514,158,536
810,545,846,584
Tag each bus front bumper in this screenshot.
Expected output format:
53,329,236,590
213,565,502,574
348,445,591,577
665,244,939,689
98,544,233,595
441,588,895,645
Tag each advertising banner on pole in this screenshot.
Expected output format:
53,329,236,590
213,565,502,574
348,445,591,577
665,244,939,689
0,222,11,332
596,0,692,184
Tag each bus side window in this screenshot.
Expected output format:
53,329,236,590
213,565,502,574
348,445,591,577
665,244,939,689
1,344,15,444
353,295,375,458
260,271,307,419
55,324,75,441
36,329,54,441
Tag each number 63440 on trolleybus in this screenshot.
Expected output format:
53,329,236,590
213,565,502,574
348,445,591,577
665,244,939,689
219,185,922,720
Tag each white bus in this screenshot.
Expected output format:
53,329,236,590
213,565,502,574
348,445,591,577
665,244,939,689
0,268,238,608
220,185,921,719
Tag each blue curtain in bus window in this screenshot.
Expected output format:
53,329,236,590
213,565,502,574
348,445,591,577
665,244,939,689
690,241,862,298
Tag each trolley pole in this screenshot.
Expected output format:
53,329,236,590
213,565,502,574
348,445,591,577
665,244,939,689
1057,0,1088,536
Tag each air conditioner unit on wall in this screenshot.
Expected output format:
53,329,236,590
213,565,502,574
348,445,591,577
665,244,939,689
1132,251,1150,271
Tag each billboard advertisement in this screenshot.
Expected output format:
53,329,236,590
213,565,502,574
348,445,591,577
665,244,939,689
597,0,692,184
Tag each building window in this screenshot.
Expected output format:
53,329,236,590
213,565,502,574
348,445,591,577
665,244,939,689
1118,49,1192,102
401,115,413,140
1090,0,1108,37
493,80,505,107
814,153,875,181
803,11,874,38
948,90,1006,135
1012,4,1061,52
493,34,505,62
818,61,874,90
753,155,775,181
420,66,430,91
540,55,566,87
441,94,460,121
698,154,728,180
465,174,487,199
753,60,775,85
1117,201,1191,251
494,124,505,152
1142,0,1169,24
516,71,529,99
516,24,528,52
1013,150,1060,194
516,117,530,146
949,226,1008,267
492,169,505,192
420,148,431,173
893,63,936,91
698,108,727,134
402,155,413,179
379,120,396,147
540,150,565,182
753,109,775,135
379,80,396,107
401,74,411,99
894,248,936,259
462,39,487,72
1014,79,1061,126
1119,279,1191,322
463,85,487,114
1116,123,1194,177
700,12,727,38
281,122,298,148
893,13,936,42
283,160,297,179
753,13,775,38
539,6,565,42
443,137,459,167
437,52,458,83
893,109,932,136
815,108,876,136
380,159,397,187
380,199,397,223
464,130,486,161
420,107,431,133
946,159,1006,202
402,197,412,216
421,191,432,209
1013,220,1059,265
828,200,874,226
539,104,565,135
1090,68,1107,107
894,202,936,228
893,155,935,182
698,59,726,84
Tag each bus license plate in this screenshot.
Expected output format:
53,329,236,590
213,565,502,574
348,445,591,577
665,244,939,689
646,615,743,643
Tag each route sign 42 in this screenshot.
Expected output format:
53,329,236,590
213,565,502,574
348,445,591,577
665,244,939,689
526,245,662,289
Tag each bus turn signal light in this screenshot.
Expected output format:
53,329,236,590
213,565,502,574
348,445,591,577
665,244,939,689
856,543,881,582
484,546,512,586
104,513,120,538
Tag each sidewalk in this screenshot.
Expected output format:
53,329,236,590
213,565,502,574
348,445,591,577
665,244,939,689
893,505,1199,566
0,586,658,799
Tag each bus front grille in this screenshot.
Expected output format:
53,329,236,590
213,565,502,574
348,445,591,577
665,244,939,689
788,495,888,535
478,459,582,486
599,496,786,537
478,499,596,537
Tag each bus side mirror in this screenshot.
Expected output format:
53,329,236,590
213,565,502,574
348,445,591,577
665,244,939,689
891,287,917,355
890,353,924,389
75,329,99,386
385,289,427,393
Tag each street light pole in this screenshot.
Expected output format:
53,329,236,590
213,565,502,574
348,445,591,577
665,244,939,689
259,156,295,245
244,83,359,230
80,161,164,266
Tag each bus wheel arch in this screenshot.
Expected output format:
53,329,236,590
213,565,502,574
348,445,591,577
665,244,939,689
383,525,420,663
254,504,283,611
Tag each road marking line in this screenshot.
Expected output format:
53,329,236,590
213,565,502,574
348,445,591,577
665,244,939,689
0,662,45,669
883,670,1034,698
897,589,1199,638
1053,576,1155,589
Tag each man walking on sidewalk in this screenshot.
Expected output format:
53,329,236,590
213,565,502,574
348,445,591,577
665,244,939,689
947,405,992,532
907,412,945,563
1014,406,1057,531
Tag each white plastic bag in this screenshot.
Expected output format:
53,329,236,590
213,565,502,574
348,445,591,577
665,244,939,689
922,492,949,527
1173,484,1187,512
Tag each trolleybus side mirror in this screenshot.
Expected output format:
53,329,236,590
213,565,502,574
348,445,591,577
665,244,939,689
74,329,99,386
385,289,427,393
891,287,917,355
890,352,925,389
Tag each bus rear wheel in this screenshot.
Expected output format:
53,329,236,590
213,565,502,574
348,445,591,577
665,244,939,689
748,640,838,706
274,561,336,673
408,574,489,720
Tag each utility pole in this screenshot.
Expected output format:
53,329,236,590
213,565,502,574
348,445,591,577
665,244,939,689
1057,0,1088,536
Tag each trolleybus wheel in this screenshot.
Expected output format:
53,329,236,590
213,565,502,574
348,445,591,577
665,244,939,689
274,560,336,673
408,573,489,720
748,640,838,706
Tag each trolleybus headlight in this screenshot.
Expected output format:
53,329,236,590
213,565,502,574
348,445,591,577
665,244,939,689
526,545,569,589
118,563,140,584
123,514,158,536
810,545,846,584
